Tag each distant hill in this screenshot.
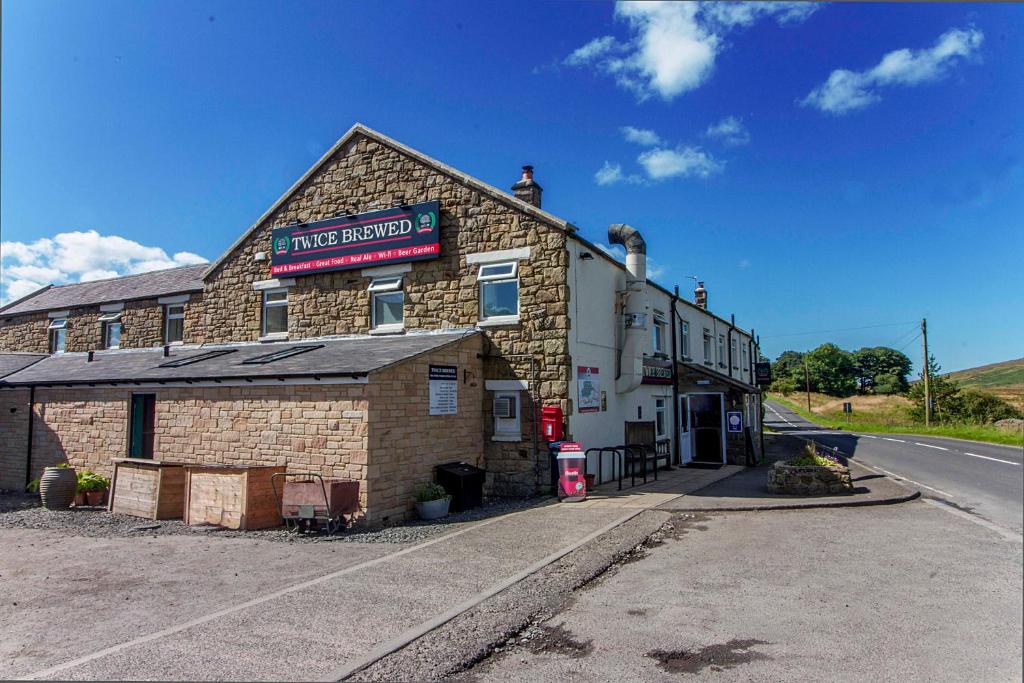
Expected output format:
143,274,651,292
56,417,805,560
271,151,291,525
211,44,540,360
944,358,1024,410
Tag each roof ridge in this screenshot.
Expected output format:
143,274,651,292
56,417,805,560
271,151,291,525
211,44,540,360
42,262,208,290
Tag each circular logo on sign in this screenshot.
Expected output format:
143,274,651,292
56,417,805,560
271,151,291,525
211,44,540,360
575,481,583,492
415,211,437,234
729,415,741,427
274,236,290,255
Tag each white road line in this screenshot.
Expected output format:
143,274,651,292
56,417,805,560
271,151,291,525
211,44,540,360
766,404,798,428
867,466,956,499
882,438,905,443
915,442,948,451
858,434,878,439
963,452,1022,466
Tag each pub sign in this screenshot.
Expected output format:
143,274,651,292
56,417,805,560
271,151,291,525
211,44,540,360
754,362,772,386
642,358,673,385
270,200,440,276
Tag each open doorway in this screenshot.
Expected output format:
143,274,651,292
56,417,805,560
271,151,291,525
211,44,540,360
687,393,725,464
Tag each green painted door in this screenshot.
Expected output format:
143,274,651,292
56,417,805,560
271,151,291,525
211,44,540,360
129,394,155,458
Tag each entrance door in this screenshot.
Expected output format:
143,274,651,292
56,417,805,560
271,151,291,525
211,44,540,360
688,393,725,464
129,394,156,458
677,395,693,465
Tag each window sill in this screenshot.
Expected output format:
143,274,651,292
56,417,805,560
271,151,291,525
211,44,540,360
369,326,406,336
259,333,289,343
703,361,713,366
491,434,522,442
478,316,520,328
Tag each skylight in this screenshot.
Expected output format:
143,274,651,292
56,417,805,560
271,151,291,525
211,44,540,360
159,349,236,368
241,344,323,365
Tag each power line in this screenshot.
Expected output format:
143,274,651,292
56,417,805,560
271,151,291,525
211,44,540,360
761,321,918,339
897,331,922,354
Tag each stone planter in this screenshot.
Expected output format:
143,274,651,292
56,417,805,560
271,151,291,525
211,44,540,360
767,461,852,495
415,496,451,521
40,466,78,510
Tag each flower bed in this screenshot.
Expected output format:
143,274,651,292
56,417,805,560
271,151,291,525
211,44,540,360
767,442,853,495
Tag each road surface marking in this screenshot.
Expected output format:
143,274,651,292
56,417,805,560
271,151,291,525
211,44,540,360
915,442,948,451
962,452,1021,466
858,434,878,439
882,437,905,443
867,466,955,498
765,404,798,428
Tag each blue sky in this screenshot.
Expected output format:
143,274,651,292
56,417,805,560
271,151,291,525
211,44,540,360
2,1,1022,373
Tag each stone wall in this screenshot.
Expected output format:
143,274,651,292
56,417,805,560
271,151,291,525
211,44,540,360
0,313,50,354
767,462,853,495
31,388,129,476
0,389,31,490
365,334,483,524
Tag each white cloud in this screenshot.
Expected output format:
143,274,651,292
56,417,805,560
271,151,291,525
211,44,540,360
637,146,722,180
594,161,645,186
802,27,984,114
621,125,662,146
1,230,207,304
566,1,816,101
705,116,750,146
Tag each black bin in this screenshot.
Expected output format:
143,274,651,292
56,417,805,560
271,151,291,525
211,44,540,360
435,462,486,512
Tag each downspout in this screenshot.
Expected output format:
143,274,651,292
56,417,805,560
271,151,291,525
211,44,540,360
608,223,646,394
24,386,35,490
728,314,735,379
670,285,681,468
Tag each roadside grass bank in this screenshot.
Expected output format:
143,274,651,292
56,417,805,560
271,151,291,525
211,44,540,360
768,393,1024,447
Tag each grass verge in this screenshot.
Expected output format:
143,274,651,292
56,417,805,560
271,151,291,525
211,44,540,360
768,393,1023,447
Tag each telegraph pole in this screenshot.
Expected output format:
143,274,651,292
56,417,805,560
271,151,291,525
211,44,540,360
804,356,812,412
922,318,931,426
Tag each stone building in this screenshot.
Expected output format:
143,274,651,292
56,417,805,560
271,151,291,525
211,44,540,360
0,123,762,522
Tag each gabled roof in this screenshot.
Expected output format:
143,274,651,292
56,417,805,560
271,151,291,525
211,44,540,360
0,264,206,317
0,330,478,386
0,353,47,379
202,123,577,278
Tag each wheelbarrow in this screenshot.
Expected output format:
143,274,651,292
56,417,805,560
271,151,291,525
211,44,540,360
270,473,348,534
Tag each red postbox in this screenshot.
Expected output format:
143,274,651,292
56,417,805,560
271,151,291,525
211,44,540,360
541,405,564,442
557,442,587,502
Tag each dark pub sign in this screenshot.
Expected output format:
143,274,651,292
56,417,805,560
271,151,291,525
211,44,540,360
754,362,772,386
270,200,440,276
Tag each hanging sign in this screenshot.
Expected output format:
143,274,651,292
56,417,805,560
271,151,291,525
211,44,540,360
754,362,772,386
270,200,440,276
642,358,673,385
428,364,458,416
577,366,601,413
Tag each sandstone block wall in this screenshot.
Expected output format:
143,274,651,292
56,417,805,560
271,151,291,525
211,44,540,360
0,389,31,490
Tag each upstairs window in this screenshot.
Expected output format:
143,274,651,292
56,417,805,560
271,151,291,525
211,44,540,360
98,311,122,350
48,318,67,354
680,320,690,359
731,337,738,368
262,288,289,337
165,304,185,344
718,334,726,368
652,312,667,355
702,328,712,365
368,277,404,331
742,345,749,372
478,262,519,322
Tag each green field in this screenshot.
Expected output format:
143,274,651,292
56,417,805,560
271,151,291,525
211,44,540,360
943,358,1024,411
768,392,1023,447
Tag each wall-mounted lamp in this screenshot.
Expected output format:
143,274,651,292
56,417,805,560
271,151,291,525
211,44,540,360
579,252,594,260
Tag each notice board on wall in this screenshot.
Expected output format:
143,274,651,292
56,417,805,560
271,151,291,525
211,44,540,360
429,365,458,416
577,366,601,413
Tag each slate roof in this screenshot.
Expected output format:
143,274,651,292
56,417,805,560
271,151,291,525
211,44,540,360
0,264,207,316
0,331,478,386
0,353,47,379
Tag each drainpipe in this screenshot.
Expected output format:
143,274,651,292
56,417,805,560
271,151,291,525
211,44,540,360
24,386,35,490
670,285,681,468
728,314,735,379
608,223,646,394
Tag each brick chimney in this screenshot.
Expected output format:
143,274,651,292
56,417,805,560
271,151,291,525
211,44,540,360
511,165,543,209
694,281,708,310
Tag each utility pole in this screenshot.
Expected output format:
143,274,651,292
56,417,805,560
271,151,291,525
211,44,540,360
922,318,931,426
804,356,812,412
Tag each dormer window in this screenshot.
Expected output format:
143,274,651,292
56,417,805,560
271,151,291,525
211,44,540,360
98,311,122,350
48,318,67,354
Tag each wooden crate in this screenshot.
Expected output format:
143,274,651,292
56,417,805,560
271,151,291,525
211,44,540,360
109,459,186,520
183,465,285,530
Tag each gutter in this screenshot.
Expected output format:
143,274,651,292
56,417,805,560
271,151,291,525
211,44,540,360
670,285,681,469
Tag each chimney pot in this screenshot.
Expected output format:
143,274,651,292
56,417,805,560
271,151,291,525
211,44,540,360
511,164,543,209
694,281,708,310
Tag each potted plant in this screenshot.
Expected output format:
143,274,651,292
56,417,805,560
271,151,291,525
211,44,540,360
39,463,77,510
413,482,451,521
77,470,111,507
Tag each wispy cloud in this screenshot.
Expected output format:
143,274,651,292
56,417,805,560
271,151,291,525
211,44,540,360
1,230,207,304
802,27,984,114
620,125,662,146
565,1,817,101
594,161,645,186
705,116,750,146
637,146,722,180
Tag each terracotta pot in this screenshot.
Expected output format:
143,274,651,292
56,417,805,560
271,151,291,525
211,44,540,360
40,467,77,510
75,491,87,507
85,490,106,507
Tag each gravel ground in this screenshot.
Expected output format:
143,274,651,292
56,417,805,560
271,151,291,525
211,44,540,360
0,493,550,544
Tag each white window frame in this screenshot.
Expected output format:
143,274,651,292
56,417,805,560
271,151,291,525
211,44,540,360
48,318,67,354
731,337,738,369
718,334,726,368
742,345,749,373
702,328,713,365
261,287,289,339
655,397,668,439
98,311,123,350
369,277,405,333
652,312,667,355
492,390,522,441
164,304,186,344
478,261,520,326
680,320,690,359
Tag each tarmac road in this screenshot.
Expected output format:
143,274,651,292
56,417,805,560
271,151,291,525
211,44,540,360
764,400,1024,535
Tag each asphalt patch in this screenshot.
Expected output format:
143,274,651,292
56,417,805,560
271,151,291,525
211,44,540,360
524,624,593,659
648,638,770,674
